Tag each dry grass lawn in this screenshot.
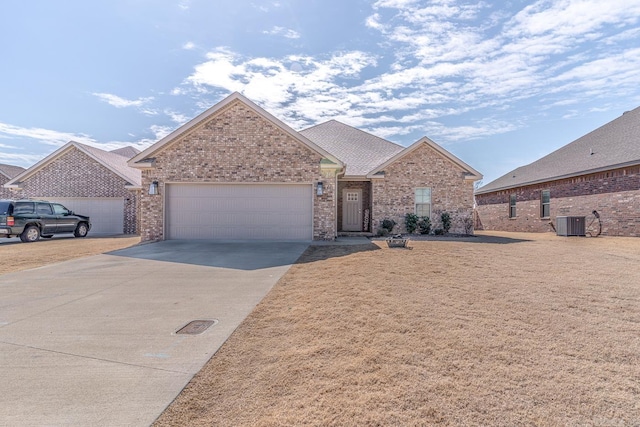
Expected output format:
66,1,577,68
0,235,140,275
154,231,640,426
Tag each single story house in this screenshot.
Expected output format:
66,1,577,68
475,106,640,236
4,142,142,234
0,163,27,199
129,92,482,241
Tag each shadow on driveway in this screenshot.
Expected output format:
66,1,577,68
107,240,310,271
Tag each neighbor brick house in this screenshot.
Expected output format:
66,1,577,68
475,107,640,236
129,92,482,241
5,142,142,234
0,163,26,199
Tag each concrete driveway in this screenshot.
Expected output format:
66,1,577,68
0,240,309,426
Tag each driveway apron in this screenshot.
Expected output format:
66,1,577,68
0,240,308,426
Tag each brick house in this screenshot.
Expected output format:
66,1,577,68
475,107,640,237
129,92,482,242
5,142,142,234
0,164,26,199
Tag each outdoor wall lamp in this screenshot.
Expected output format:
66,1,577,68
316,181,324,196
148,180,159,195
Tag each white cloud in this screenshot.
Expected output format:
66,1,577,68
182,41,196,50
93,93,154,109
0,122,95,147
174,0,640,144
263,26,301,39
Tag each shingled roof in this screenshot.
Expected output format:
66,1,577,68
476,106,640,194
300,120,404,176
5,142,141,188
0,163,26,179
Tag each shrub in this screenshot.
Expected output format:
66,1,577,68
440,212,451,234
404,213,419,234
463,215,473,234
381,219,396,234
418,216,431,234
434,228,444,235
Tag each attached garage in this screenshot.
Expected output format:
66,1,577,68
165,183,313,240
47,197,125,235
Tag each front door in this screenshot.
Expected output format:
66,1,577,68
342,189,362,232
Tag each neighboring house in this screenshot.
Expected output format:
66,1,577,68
129,92,482,242
4,142,142,235
475,107,640,237
0,163,27,199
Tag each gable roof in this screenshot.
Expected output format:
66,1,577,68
299,120,404,176
110,146,141,159
5,141,142,188
0,163,26,180
367,137,483,180
128,92,343,169
476,106,640,194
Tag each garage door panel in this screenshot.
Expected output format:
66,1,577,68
46,197,124,235
166,184,312,240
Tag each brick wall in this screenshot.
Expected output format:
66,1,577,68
371,143,476,234
0,175,14,199
12,148,139,234
475,167,640,236
140,100,337,241
337,181,372,232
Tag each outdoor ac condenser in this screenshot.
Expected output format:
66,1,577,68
556,216,586,236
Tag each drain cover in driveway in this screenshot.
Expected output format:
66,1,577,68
176,319,218,335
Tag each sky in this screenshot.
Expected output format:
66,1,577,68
1,0,639,185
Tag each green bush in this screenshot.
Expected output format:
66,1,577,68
418,216,431,234
404,213,419,234
440,212,451,234
381,219,396,233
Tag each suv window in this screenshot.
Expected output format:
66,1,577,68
37,203,53,215
14,202,35,214
52,203,70,215
0,201,12,215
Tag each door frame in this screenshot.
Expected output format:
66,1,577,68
342,188,363,232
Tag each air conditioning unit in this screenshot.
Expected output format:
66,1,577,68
556,216,586,236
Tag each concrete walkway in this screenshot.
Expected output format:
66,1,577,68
0,240,308,426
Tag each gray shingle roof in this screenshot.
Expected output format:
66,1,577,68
110,146,141,159
0,163,26,179
78,143,142,186
477,106,640,194
299,120,404,176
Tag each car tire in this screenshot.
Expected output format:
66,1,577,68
74,222,89,238
20,225,40,243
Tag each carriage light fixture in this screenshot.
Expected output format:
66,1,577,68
316,181,324,196
148,180,159,195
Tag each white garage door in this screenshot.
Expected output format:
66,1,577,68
166,184,313,240
46,197,124,235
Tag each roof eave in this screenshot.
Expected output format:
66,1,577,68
475,160,640,195
128,92,344,169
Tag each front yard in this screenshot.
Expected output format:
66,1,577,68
154,231,640,426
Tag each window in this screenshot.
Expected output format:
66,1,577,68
52,203,70,215
415,188,431,217
37,203,53,215
13,202,34,214
540,190,550,218
509,194,517,218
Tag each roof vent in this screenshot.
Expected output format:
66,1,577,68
590,148,594,155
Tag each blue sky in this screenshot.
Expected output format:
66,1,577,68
1,0,639,184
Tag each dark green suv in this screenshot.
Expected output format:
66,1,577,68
0,200,91,242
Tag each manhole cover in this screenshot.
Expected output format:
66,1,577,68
176,319,218,335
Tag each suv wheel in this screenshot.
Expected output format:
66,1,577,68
74,222,89,238
20,225,40,243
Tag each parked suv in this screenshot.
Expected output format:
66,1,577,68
0,200,91,242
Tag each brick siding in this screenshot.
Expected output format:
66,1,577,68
140,100,337,241
10,148,139,234
475,166,640,236
371,143,476,234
